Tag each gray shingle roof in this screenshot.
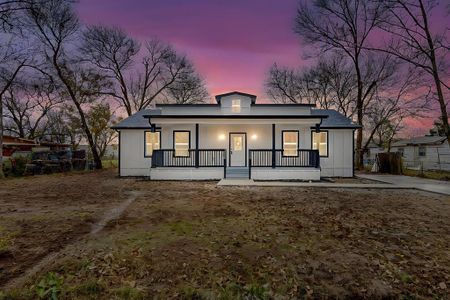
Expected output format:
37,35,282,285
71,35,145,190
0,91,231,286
391,136,447,147
112,107,359,129
311,109,361,129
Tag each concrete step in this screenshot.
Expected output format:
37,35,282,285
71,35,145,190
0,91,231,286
226,167,249,178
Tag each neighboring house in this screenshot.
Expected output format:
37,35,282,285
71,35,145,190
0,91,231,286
391,136,450,171
104,144,118,159
112,91,360,180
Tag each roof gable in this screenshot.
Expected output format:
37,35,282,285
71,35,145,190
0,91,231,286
215,91,257,104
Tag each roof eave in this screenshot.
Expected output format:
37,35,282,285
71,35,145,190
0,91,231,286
143,115,328,119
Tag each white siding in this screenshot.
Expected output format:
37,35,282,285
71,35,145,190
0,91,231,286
119,129,152,177
320,129,354,177
119,125,355,178
150,167,223,180
252,168,320,181
392,141,450,171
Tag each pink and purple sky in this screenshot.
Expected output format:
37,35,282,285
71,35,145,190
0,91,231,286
76,0,303,99
76,0,449,135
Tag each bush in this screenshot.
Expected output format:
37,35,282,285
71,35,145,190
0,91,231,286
4,157,29,177
2,159,13,177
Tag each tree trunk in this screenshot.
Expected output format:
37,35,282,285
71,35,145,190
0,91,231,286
419,0,450,148
433,74,450,147
0,97,4,178
0,63,25,178
72,101,103,169
52,57,103,170
355,58,364,170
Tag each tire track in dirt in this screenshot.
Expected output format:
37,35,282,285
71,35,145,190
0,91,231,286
1,191,144,291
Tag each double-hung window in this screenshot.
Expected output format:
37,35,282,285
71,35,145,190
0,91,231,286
282,131,298,156
231,99,241,113
418,146,426,157
145,131,160,157
312,131,328,157
174,131,190,157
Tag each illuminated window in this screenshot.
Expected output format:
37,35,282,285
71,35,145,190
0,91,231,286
283,131,298,156
174,131,190,157
232,99,241,113
145,131,160,157
312,131,328,157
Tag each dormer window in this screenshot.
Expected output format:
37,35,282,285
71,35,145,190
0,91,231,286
232,99,241,113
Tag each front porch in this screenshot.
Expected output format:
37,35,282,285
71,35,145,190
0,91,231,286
150,148,321,180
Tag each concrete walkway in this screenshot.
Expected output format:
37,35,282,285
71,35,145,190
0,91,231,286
218,177,450,196
217,179,410,189
357,174,450,196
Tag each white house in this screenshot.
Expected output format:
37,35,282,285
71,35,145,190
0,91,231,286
390,136,450,171
112,92,360,180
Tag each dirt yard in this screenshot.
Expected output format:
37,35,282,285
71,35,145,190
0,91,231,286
0,170,449,299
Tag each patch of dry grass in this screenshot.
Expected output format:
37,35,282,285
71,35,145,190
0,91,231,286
1,173,449,299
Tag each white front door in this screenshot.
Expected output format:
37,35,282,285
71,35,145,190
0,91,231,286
229,133,246,167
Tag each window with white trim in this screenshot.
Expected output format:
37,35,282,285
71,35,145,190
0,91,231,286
145,131,160,157
283,131,298,156
174,131,190,157
312,131,328,157
231,99,241,113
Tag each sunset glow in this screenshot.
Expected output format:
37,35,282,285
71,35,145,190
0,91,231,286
76,0,449,135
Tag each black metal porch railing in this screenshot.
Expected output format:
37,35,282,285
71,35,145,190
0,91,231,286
249,149,320,168
151,149,226,168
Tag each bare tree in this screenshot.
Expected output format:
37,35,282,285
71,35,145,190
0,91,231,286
80,25,139,116
0,41,28,178
0,0,32,30
24,0,106,169
3,77,62,139
266,55,357,118
128,40,195,111
375,119,404,152
314,56,356,117
81,26,204,115
266,64,307,104
295,0,388,169
363,66,431,154
370,0,450,147
43,109,83,148
163,69,209,104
